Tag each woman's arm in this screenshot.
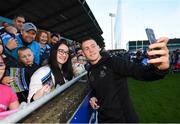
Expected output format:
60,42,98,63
9,101,19,110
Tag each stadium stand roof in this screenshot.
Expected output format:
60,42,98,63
0,0,105,47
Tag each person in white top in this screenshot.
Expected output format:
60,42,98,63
28,40,73,103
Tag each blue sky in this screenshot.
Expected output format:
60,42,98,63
86,0,180,49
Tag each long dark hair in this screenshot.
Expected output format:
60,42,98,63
48,39,73,86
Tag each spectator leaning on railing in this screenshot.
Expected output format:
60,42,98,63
1,47,40,103
28,40,73,103
0,55,19,112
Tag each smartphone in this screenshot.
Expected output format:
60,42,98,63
145,28,160,58
145,28,157,44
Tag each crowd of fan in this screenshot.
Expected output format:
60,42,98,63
0,15,86,114
108,49,180,73
169,49,180,73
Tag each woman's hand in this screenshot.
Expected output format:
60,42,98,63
33,84,51,100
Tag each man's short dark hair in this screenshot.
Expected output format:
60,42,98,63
51,33,59,38
81,37,97,48
13,14,25,20
17,47,31,54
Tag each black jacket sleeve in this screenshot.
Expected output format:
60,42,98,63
111,56,168,81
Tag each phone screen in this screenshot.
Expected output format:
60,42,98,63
145,28,156,44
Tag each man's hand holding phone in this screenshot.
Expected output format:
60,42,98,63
145,28,169,70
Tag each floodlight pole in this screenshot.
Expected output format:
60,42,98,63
109,13,115,49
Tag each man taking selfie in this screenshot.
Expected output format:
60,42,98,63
81,37,169,123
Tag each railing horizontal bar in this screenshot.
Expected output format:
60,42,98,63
1,71,87,123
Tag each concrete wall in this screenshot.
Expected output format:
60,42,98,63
20,79,89,123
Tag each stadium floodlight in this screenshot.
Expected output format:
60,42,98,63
109,13,116,49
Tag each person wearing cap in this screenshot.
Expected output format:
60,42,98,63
1,22,40,66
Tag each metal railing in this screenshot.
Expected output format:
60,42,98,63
0,71,87,123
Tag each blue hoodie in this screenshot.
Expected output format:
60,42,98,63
2,33,40,65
